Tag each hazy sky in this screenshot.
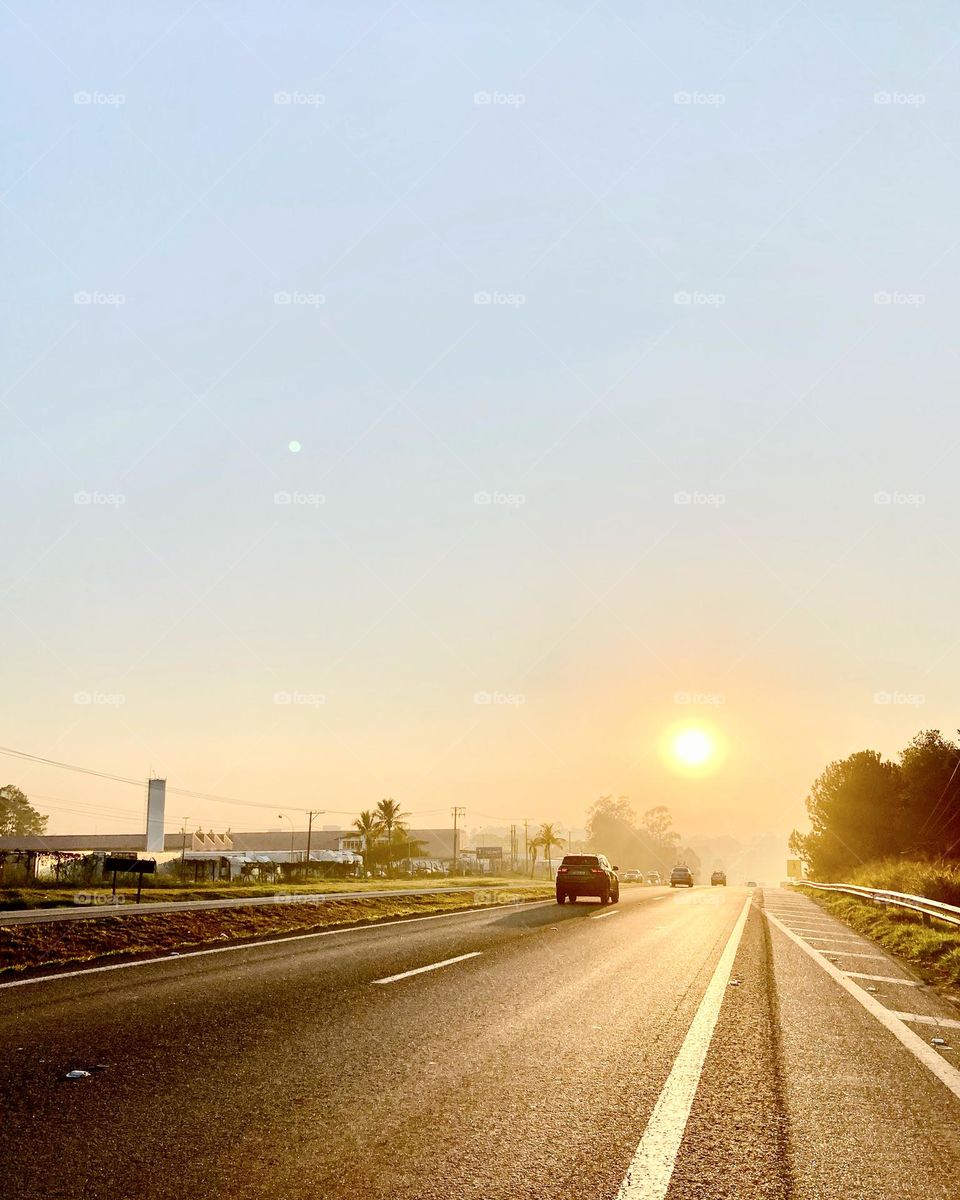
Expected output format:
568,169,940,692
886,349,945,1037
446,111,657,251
3,3,959,844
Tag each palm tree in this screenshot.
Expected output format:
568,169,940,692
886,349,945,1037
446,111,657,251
529,835,542,878
353,810,384,872
376,798,408,872
537,823,565,875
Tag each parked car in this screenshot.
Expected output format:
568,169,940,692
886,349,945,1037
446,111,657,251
710,870,727,886
645,871,661,885
670,865,694,888
622,868,642,882
556,854,620,905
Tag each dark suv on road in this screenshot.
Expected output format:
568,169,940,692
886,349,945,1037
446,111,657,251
556,854,620,905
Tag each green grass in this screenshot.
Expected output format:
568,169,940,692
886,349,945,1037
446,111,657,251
842,858,960,907
0,875,540,912
796,887,960,988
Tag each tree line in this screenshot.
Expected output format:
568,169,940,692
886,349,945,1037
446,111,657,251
586,795,701,876
790,729,960,879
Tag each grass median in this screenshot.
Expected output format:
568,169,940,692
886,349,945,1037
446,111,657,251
796,885,960,989
0,884,553,977
0,876,540,912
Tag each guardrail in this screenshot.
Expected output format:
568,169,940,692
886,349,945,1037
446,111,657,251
796,881,960,929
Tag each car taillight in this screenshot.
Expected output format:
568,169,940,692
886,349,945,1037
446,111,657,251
591,867,604,875
558,866,567,873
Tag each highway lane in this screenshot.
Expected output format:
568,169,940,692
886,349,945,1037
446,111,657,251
2,886,959,1199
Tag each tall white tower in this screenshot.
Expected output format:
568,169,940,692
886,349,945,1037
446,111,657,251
146,778,166,852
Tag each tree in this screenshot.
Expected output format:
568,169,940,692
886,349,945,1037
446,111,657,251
0,786,47,837
898,730,960,857
537,823,565,874
790,750,903,879
353,810,384,871
528,835,541,878
375,798,408,872
586,795,679,873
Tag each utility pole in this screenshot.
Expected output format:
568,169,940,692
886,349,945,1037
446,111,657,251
305,810,324,882
451,806,466,873
510,824,517,872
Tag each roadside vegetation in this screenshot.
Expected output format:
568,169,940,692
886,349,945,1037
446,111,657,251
797,886,960,988
790,729,960,878
0,875,541,912
0,883,553,975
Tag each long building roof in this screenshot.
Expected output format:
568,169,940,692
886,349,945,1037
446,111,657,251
0,828,460,856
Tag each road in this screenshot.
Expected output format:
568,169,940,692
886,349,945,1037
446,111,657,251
2,886,959,1199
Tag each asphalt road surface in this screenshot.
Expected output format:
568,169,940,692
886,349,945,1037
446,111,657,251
3,886,959,1199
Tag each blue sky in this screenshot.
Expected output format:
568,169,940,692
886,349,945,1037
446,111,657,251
2,2,960,842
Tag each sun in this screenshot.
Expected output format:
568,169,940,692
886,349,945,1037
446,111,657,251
674,727,714,767
662,724,723,774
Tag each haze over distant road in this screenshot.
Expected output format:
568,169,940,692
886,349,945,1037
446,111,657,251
3,887,959,1199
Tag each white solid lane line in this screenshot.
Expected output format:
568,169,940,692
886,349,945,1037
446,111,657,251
592,910,620,919
372,951,482,985
765,911,960,1101
615,896,752,1200
845,972,921,986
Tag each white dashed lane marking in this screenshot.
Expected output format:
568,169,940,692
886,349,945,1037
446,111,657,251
372,951,482,985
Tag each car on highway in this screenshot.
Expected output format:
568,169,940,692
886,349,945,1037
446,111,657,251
621,868,642,882
710,870,727,886
645,871,661,885
746,880,758,887
670,865,694,888
556,854,620,905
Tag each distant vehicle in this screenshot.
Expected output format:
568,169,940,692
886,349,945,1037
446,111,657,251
645,871,661,885
622,868,642,882
747,880,758,888
670,865,694,888
556,854,620,905
710,870,727,886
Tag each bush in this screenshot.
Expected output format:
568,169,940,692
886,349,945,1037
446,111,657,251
847,858,960,907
